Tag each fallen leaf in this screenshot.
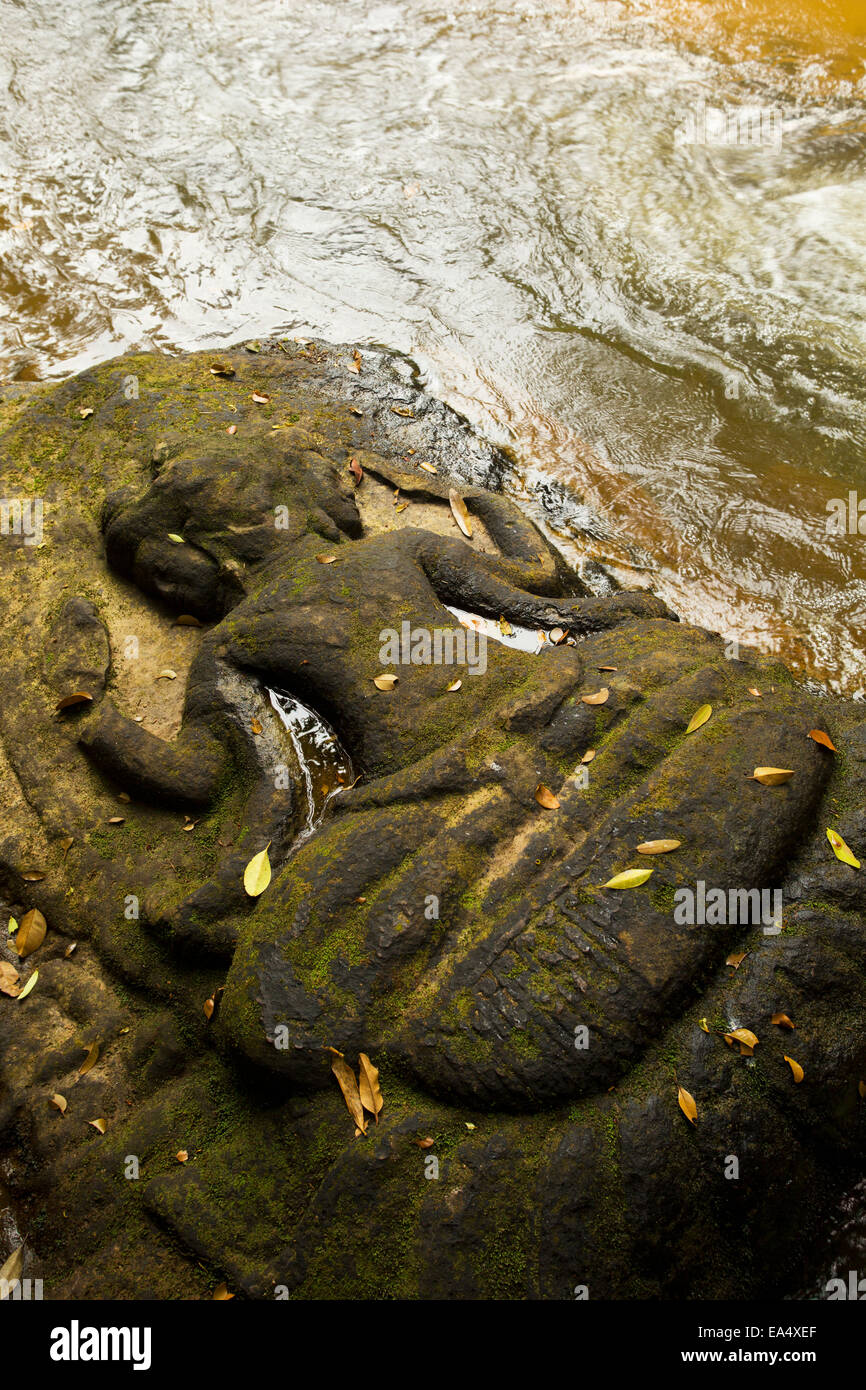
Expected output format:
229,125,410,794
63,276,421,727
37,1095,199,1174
203,996,215,1020
226,424,237,435
64,942,77,958
251,392,270,404
724,1028,759,1049
677,1085,698,1125
156,669,177,680
498,615,514,637
8,917,18,935
636,839,681,855
50,1093,67,1115
747,687,762,698
213,1283,234,1300
250,718,263,735
549,627,566,645
603,868,653,889
349,349,362,374
534,783,561,810
21,870,45,882
859,1080,866,1099
752,767,794,785
395,503,409,513
348,457,363,484
580,750,596,764
176,1150,188,1163
79,1042,100,1074
16,908,46,959
0,962,20,997
56,691,94,711
597,665,618,672
0,1246,24,1293
107,816,125,825
808,729,836,752
331,1055,367,1133
243,844,272,898
60,836,73,857
446,679,462,692
358,1053,384,1122
88,1118,106,1134
827,828,860,869
167,533,185,544
316,554,338,564
449,490,473,539
725,951,748,969
209,363,235,378
581,688,610,706
771,1012,795,1029
174,614,203,627
783,1055,804,1083
698,1018,710,1033
418,461,437,474
78,407,94,419
416,1137,435,1149
373,673,398,691
685,703,712,734
391,406,414,417
349,406,363,416
465,1122,476,1131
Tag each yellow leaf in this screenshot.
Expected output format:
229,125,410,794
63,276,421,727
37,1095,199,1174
636,839,681,855
16,970,38,1001
725,951,748,969
358,1053,384,1122
176,1150,189,1163
446,679,462,692
499,615,514,637
603,868,653,889
808,729,836,752
685,703,712,734
373,673,398,691
167,533,185,543
50,1093,68,1115
8,916,18,934
581,687,610,706
677,1084,698,1125
698,1018,709,1033
331,1056,367,1133
534,783,560,810
79,1042,100,1074
771,1012,795,1029
213,1283,234,1300
88,1118,106,1134
449,490,473,539
827,828,860,868
724,1028,759,1049
580,749,596,764
752,767,794,785
56,691,94,711
316,554,338,564
783,1055,804,1083
418,461,437,473
156,668,177,680
243,844,272,897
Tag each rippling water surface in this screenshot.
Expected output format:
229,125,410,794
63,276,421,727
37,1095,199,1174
2,0,866,689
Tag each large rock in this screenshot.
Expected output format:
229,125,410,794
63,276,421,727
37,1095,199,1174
0,337,864,1300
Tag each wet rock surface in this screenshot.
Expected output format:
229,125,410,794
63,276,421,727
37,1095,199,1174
0,337,864,1300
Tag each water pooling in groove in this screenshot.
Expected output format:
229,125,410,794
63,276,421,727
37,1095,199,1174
268,688,354,844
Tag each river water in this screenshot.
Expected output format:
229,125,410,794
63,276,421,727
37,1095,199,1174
1,0,865,1290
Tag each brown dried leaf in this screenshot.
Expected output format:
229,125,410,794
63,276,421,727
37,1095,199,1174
156,669,177,680
391,406,414,417
226,424,237,435
0,961,20,997
88,1118,106,1134
209,363,235,378
251,392,270,404
213,1283,234,1300
373,673,398,691
331,1056,367,1133
79,1042,100,1075
581,688,609,706
56,691,94,711
418,461,437,473
64,942,77,958
771,1012,795,1029
580,749,596,764
725,951,748,969
176,1150,189,1163
21,870,45,882
348,457,363,484
17,908,47,959
808,729,836,752
60,836,74,857
747,687,762,698
416,1137,435,1149
250,718,263,735
534,783,560,810
174,614,203,627
597,665,618,672
636,839,681,855
724,1028,759,1049
358,1052,384,1122
50,1093,67,1115
107,817,125,825
316,554,338,564
752,767,794,785
449,490,473,539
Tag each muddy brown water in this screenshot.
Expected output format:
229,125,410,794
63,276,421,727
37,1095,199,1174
1,0,865,1293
